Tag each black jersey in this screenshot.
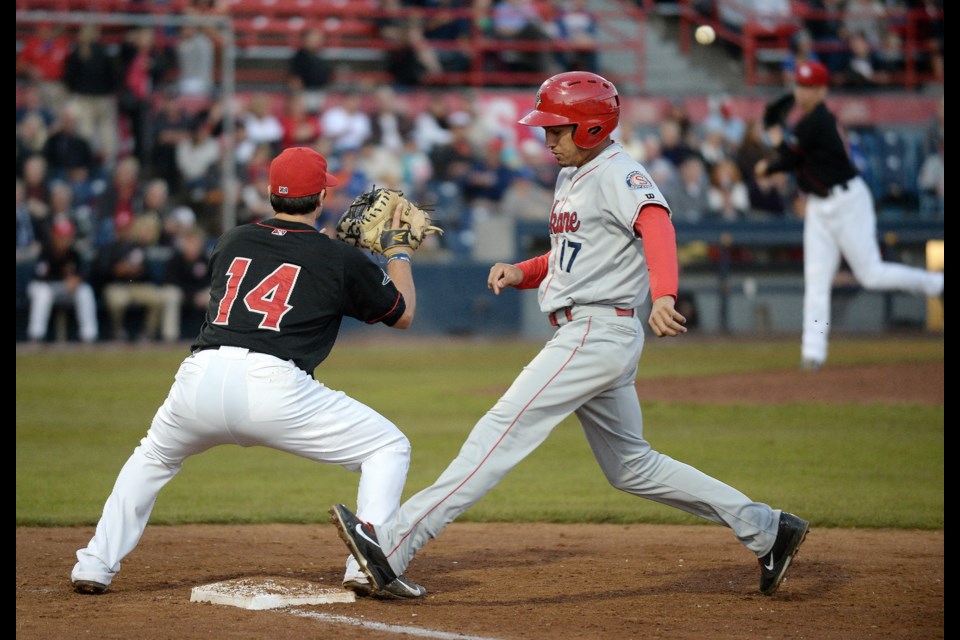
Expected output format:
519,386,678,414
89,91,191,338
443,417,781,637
191,218,405,374
767,102,859,197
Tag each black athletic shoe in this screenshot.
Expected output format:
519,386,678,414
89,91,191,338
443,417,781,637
72,579,109,595
758,511,810,595
343,574,427,600
378,575,427,600
329,504,398,591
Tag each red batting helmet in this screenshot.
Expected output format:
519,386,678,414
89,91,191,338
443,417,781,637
518,71,620,149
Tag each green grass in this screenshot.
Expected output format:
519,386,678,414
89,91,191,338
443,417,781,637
16,336,943,529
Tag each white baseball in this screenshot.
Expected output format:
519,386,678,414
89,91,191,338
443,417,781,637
695,25,716,46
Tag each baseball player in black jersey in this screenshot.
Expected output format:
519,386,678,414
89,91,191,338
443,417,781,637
756,61,943,370
71,147,427,599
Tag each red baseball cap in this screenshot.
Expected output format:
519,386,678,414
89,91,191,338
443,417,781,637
52,216,76,238
269,147,338,197
795,61,830,87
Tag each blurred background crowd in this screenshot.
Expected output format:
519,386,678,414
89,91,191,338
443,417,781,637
16,0,944,344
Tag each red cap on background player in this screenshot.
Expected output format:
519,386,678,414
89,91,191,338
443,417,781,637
269,147,339,197
795,61,830,87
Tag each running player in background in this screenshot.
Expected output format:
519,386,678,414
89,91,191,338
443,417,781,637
332,72,809,598
755,61,944,371
71,147,427,599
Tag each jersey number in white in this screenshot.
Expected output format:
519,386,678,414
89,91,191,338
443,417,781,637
213,257,301,331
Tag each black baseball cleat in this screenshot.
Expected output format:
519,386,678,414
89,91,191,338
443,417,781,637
344,574,427,600
72,579,109,595
329,504,398,591
377,575,427,600
758,511,810,595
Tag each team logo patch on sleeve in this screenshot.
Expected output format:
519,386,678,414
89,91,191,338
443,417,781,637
625,171,653,189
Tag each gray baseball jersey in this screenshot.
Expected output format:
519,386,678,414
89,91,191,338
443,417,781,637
539,143,669,313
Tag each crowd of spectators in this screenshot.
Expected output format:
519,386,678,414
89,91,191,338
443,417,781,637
702,0,944,90
16,4,943,345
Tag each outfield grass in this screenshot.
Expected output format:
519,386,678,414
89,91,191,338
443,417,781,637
16,335,943,529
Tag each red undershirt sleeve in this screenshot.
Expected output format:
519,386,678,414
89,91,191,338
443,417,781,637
634,204,679,301
514,253,550,290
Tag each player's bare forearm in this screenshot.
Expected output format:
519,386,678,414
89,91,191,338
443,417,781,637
487,263,524,295
648,295,687,337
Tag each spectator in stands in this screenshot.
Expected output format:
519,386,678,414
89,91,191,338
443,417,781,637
874,30,905,79
388,18,446,87
239,91,283,159
427,110,477,243
781,27,822,86
464,137,516,208
516,136,559,190
288,27,332,113
63,24,120,166
139,178,175,248
238,144,275,224
842,0,888,48
367,86,416,153
735,118,790,218
16,21,71,109
17,179,41,265
658,118,699,169
398,133,435,203
279,92,323,150
22,155,52,237
26,215,99,345
661,155,710,223
422,0,473,76
42,104,96,186
17,113,49,179
498,166,554,221
93,156,144,248
491,0,554,76
93,212,171,342
176,114,222,207
46,181,95,262
119,27,175,169
320,90,373,154
162,205,199,246
552,0,600,73
176,23,216,100
698,122,730,169
16,82,57,128
357,140,404,190
413,91,455,154
911,0,943,82
162,225,211,340
706,158,750,221
836,30,890,91
801,0,847,73
149,89,193,194
703,95,746,149
641,132,679,196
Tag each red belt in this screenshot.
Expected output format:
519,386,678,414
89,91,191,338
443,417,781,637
548,305,635,327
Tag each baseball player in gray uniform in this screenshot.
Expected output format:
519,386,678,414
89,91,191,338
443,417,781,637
332,71,809,597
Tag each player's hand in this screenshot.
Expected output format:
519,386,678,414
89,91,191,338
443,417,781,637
648,295,687,338
487,263,523,295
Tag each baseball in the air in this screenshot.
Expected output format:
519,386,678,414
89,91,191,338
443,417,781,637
695,25,716,45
